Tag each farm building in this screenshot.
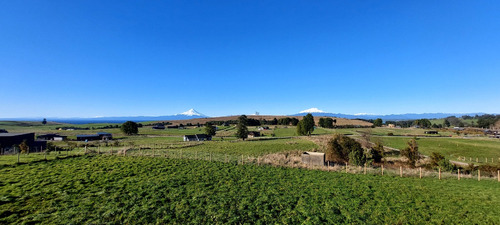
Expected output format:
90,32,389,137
248,131,260,138
183,134,212,142
37,134,67,141
152,124,165,129
76,132,113,141
424,131,439,134
301,152,325,166
0,133,47,154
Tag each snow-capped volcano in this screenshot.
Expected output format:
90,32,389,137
177,109,205,117
299,108,326,113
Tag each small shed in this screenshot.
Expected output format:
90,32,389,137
301,152,325,166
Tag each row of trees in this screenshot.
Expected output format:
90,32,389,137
318,118,336,128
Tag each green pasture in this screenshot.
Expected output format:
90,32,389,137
1,156,498,224
372,136,500,164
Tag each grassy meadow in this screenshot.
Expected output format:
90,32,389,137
1,156,499,224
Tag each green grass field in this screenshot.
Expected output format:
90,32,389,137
372,136,500,163
0,137,318,165
1,156,498,224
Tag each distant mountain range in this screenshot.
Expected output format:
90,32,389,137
292,108,486,121
0,107,492,124
0,109,208,124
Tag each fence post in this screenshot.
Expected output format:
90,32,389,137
17,147,20,163
478,170,481,181
458,169,460,180
257,157,260,166
195,151,198,160
439,168,441,180
419,167,422,179
400,166,402,177
241,155,244,165
364,163,366,175
210,153,212,161
345,163,348,173
381,164,384,175
498,170,500,182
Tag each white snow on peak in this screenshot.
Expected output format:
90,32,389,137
300,108,326,113
178,109,204,116
354,113,374,116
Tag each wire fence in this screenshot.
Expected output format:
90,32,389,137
1,145,499,182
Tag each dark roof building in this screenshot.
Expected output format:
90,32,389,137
183,134,212,142
37,134,67,141
152,124,165,129
0,133,46,154
77,132,113,141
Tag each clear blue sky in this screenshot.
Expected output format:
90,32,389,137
1,1,499,118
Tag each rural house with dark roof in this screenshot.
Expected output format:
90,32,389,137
183,134,212,142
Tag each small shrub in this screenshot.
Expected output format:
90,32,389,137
401,138,420,168
387,132,394,136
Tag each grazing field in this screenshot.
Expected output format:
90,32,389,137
372,136,500,163
0,137,317,165
1,156,499,224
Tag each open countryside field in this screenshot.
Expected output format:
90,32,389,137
372,136,500,164
1,156,499,224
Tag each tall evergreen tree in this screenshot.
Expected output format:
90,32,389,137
204,123,216,136
236,115,248,140
302,113,315,135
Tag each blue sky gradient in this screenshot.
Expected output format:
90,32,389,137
1,1,499,117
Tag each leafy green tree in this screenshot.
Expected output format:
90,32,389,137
204,123,216,136
296,120,306,135
121,121,139,135
373,118,383,127
443,119,450,127
236,115,248,140
414,119,431,128
318,118,334,128
326,134,366,166
42,118,47,125
401,138,420,167
348,148,366,166
298,113,315,136
370,141,385,163
430,152,445,167
290,118,299,126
